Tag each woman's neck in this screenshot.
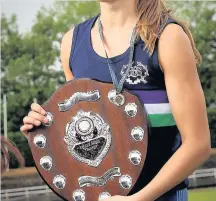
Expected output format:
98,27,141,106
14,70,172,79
99,0,138,29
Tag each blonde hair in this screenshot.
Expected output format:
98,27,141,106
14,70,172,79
136,0,202,65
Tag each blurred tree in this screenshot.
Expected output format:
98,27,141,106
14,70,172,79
1,1,99,167
7,132,33,167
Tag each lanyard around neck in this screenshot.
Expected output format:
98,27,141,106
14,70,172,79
97,15,137,94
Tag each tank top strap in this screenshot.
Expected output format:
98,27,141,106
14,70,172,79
69,14,99,69
158,17,186,39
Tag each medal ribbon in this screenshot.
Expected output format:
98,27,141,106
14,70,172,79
98,14,137,94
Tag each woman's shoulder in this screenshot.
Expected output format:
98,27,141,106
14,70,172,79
157,18,193,73
62,14,99,42
158,17,186,38
73,14,99,31
150,17,189,74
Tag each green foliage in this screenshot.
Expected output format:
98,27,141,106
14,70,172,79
8,131,33,168
1,1,99,166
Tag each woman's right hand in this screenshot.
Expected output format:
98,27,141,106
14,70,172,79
20,103,49,137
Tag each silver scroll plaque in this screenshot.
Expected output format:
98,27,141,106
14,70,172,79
78,167,121,187
58,90,100,112
64,110,112,167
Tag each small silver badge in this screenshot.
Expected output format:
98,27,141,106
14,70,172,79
108,89,125,106
33,134,46,148
124,103,138,117
131,126,144,141
72,189,85,201
53,175,66,189
128,150,142,165
119,175,132,189
42,112,54,126
98,192,111,201
40,156,52,170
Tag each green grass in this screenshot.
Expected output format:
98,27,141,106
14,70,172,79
189,187,216,201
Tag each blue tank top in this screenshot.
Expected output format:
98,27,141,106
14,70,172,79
69,14,189,196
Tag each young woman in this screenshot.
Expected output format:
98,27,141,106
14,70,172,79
20,0,211,200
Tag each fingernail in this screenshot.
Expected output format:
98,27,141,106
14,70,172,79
41,109,46,115
44,117,48,123
35,120,41,125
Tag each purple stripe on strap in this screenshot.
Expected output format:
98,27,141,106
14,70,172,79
128,90,169,104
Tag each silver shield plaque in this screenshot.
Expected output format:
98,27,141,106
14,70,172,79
64,110,112,167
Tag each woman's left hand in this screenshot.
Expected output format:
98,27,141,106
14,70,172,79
101,195,135,201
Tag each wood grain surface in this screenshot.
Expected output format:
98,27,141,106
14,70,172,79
28,78,148,201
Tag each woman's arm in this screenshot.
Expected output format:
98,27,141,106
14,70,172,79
132,23,211,201
60,27,75,81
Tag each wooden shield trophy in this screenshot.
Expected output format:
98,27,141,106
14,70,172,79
28,78,148,201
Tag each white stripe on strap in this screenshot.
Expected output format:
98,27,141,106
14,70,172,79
144,103,172,115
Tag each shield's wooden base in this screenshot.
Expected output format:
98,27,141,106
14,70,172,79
28,78,148,201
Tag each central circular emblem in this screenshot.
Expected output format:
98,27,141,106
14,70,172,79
64,110,112,167
79,120,90,132
76,117,94,136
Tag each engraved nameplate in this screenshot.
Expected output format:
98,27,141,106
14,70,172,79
58,90,100,112
78,167,121,187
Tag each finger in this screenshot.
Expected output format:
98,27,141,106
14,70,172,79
23,116,42,126
31,103,46,115
28,111,48,124
20,124,33,137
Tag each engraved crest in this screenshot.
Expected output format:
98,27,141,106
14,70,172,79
64,110,112,167
120,61,149,85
